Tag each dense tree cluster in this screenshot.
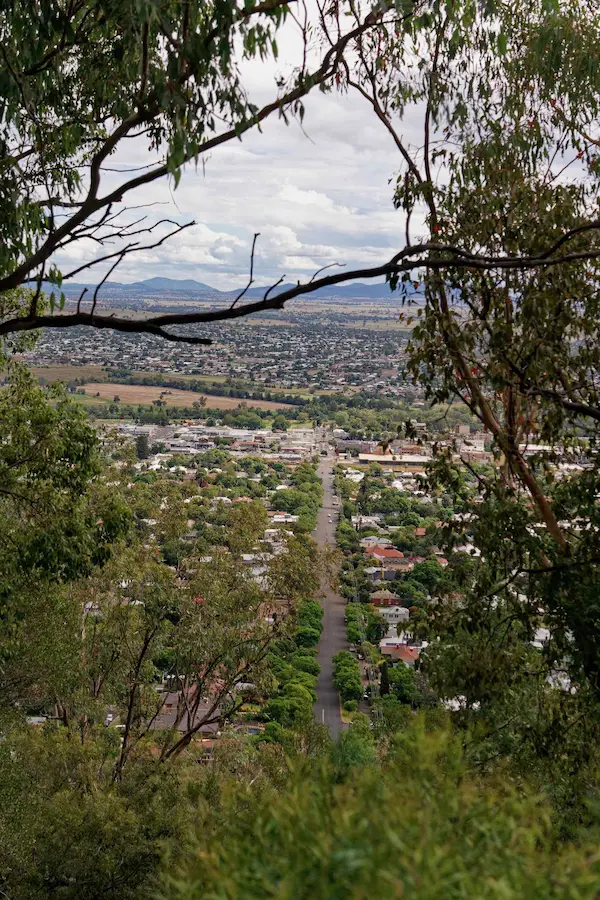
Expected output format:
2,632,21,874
332,651,363,704
0,367,325,897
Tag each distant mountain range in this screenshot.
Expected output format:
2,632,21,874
59,276,418,303
136,277,216,292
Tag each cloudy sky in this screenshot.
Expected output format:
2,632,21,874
55,11,428,290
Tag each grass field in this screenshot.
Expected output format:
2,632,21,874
82,382,292,410
71,392,113,407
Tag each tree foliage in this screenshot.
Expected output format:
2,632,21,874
332,650,363,703
162,718,600,900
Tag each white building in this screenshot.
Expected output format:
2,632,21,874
379,605,410,637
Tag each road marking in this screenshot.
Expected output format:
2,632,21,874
322,708,325,724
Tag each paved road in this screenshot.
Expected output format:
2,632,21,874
312,453,347,739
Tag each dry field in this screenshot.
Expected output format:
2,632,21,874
82,382,291,410
31,364,106,382
28,364,325,402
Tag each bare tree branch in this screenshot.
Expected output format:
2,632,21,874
91,254,126,317
263,275,286,300
76,286,87,315
5,231,600,345
231,232,260,308
309,261,344,282
43,221,194,284
0,9,385,297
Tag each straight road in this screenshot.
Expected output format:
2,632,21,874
312,449,347,739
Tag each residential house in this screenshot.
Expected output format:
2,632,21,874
364,566,383,584
370,589,400,606
360,536,393,549
151,688,221,734
380,644,420,666
270,512,299,524
364,546,405,568
351,515,383,528
379,605,411,637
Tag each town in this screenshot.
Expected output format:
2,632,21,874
19,298,591,745
25,302,412,396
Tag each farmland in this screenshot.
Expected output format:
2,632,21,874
81,382,292,410
31,364,106,382
29,363,335,401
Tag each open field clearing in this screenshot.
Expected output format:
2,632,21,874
28,364,331,399
31,364,107,382
81,382,292,409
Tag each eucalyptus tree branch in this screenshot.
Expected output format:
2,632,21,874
44,220,195,284
5,233,600,346
346,71,424,186
422,18,445,226
309,262,344,282
163,632,275,760
263,275,286,300
0,9,383,297
528,389,600,424
90,254,126,316
76,287,87,314
19,1,93,77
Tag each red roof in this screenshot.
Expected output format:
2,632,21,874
365,545,404,559
383,645,420,664
415,527,427,537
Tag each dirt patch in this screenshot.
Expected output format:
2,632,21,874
81,382,292,410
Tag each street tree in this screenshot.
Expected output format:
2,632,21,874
135,433,150,459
